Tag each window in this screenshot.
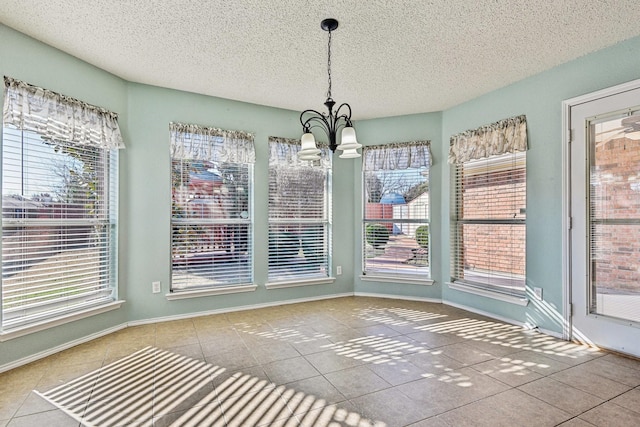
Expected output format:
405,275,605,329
1,77,123,333
362,142,432,279
170,122,254,291
588,111,640,320
449,115,527,297
267,137,331,283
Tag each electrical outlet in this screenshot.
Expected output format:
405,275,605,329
152,281,161,294
336,266,342,275
533,287,543,300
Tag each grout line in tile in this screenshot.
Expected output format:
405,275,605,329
6,298,640,426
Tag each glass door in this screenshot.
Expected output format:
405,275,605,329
570,85,640,357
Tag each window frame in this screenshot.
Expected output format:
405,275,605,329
266,137,333,287
1,128,121,337
361,142,432,284
169,124,255,294
449,150,527,302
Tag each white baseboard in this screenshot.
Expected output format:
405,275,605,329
535,326,563,339
443,299,527,328
443,300,565,339
0,292,353,372
354,291,441,304
3,292,564,374
128,292,354,326
0,323,127,373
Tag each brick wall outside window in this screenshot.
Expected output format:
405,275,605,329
591,135,640,294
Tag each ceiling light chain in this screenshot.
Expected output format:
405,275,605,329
298,18,361,160
326,28,332,100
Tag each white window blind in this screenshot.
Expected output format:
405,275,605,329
268,137,331,282
170,123,254,291
451,151,526,295
588,112,640,320
362,142,431,278
2,129,117,330
2,77,121,332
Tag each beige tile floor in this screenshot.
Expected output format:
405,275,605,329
1,296,640,426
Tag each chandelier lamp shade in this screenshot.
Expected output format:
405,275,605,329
299,18,362,160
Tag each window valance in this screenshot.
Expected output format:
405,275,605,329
3,76,125,149
170,122,255,163
448,115,527,164
363,141,432,170
268,136,330,169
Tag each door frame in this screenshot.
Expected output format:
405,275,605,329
561,77,640,343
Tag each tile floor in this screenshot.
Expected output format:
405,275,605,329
1,296,640,426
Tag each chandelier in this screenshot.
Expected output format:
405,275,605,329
298,18,361,160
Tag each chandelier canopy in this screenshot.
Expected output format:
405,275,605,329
298,18,361,160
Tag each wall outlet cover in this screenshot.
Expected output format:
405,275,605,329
533,287,543,300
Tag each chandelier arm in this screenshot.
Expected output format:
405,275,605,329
300,110,332,131
305,117,331,141
333,103,353,123
331,121,346,140
301,114,341,151
304,117,332,134
334,102,352,117
306,122,332,139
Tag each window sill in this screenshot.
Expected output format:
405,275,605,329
166,284,257,300
360,274,434,286
265,277,336,290
0,300,125,342
446,281,529,306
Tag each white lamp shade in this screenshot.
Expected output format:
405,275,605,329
341,126,357,143
300,132,320,155
339,148,361,159
299,133,321,160
299,152,322,161
337,126,362,151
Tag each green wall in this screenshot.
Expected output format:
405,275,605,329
2,20,640,367
0,23,357,367
440,35,640,332
353,112,443,300
122,83,356,322
0,24,129,365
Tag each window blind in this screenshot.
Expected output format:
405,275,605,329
268,138,331,282
170,124,254,290
451,151,526,295
362,142,431,278
588,112,640,320
1,127,117,330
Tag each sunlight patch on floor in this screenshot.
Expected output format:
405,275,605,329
34,346,384,427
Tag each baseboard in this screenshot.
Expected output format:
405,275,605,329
128,292,354,326
536,326,563,339
443,300,568,340
354,291,441,304
3,292,557,374
1,292,354,373
443,299,527,328
0,323,127,374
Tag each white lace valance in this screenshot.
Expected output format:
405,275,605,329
3,76,125,149
170,122,255,163
448,115,527,164
268,136,330,169
363,141,432,170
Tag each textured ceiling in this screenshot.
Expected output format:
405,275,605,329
1,1,640,119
